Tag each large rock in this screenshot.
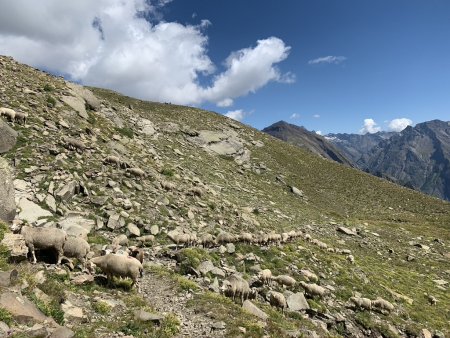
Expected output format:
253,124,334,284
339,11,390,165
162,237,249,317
136,118,156,136
0,269,19,287
287,292,310,311
55,181,78,203
66,82,101,111
0,292,55,325
61,95,88,119
1,233,28,262
61,301,85,323
0,120,17,154
58,215,94,239
17,198,52,224
0,157,16,222
242,300,268,320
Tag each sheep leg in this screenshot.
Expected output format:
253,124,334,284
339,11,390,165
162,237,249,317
28,244,37,264
56,248,63,265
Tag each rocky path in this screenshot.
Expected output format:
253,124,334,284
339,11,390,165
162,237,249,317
140,263,226,338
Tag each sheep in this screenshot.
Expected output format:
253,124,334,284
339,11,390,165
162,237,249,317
64,137,86,152
21,226,67,264
62,236,90,269
136,235,155,246
222,275,250,304
349,296,372,310
14,111,27,125
112,234,129,247
216,232,236,245
428,295,437,306
258,269,272,286
267,291,287,313
168,231,191,249
347,254,355,264
103,155,122,168
299,269,318,282
304,234,312,242
90,253,143,290
273,275,296,288
239,232,253,244
160,180,176,191
127,167,146,177
0,107,16,122
199,233,215,248
372,298,394,313
281,232,290,243
128,246,144,264
311,239,328,249
300,281,327,298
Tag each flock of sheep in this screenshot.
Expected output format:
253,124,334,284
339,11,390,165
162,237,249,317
0,107,27,125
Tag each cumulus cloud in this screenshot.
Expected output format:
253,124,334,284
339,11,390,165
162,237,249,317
308,56,346,65
0,0,293,107
388,118,413,132
290,113,300,119
225,109,248,121
359,118,381,134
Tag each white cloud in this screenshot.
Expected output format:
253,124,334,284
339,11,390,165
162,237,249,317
0,1,292,107
308,56,347,65
290,113,300,119
359,118,381,134
315,130,322,135
387,118,413,132
313,114,320,118
216,98,233,107
225,109,247,121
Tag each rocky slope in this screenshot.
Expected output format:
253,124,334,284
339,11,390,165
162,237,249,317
263,121,353,166
361,120,450,201
0,55,449,338
325,131,396,166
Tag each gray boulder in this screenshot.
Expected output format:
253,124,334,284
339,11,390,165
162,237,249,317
287,292,310,311
0,120,17,154
0,292,55,325
0,157,15,222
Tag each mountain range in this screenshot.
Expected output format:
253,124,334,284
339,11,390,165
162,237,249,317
264,120,450,201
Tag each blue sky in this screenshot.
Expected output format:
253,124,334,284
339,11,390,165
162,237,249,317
0,1,449,134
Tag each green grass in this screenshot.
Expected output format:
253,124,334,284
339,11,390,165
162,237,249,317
0,308,13,326
115,126,134,138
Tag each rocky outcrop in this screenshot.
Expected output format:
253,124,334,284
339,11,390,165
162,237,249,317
0,157,16,222
0,120,17,154
263,121,353,166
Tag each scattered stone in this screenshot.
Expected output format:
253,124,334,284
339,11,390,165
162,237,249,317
61,301,85,323
337,226,358,236
226,243,236,254
58,215,94,239
0,269,18,287
150,224,159,235
0,119,17,154
0,292,54,325
211,321,226,330
71,274,94,285
55,181,78,202
127,223,140,237
0,321,10,337
420,328,432,338
0,157,16,222
18,198,52,224
198,260,214,275
26,323,49,338
287,292,310,311
1,233,28,262
242,300,268,320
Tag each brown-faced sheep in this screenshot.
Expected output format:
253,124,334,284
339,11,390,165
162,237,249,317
349,296,372,310
273,275,296,288
267,291,287,313
222,275,250,304
372,298,394,313
21,226,67,264
90,254,143,289
128,246,144,264
63,236,90,269
300,281,328,298
258,269,272,286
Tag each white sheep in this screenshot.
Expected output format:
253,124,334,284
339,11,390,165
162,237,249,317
21,226,67,264
239,232,253,244
103,155,122,168
136,235,155,246
347,255,355,264
372,298,394,313
267,291,287,313
63,236,90,269
300,281,328,298
216,232,236,245
127,167,146,177
90,253,143,289
349,296,372,310
258,269,272,286
168,231,190,248
273,275,296,288
64,137,86,152
199,233,215,248
222,275,250,304
14,111,27,125
0,107,16,122
112,234,129,247
299,269,319,282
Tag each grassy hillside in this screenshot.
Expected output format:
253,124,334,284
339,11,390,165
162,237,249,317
0,55,449,337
